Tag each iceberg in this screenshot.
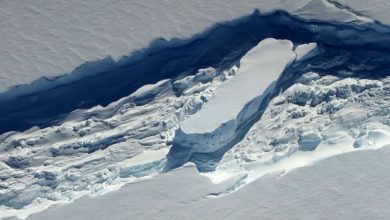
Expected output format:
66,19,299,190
174,38,297,153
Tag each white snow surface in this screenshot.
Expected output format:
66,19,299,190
175,38,296,153
25,146,390,220
0,0,378,92
1,0,390,219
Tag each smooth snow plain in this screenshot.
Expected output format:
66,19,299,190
0,0,376,93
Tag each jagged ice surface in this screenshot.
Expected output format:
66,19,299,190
0,63,233,218
207,73,390,186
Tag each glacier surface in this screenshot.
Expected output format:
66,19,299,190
1,1,390,219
